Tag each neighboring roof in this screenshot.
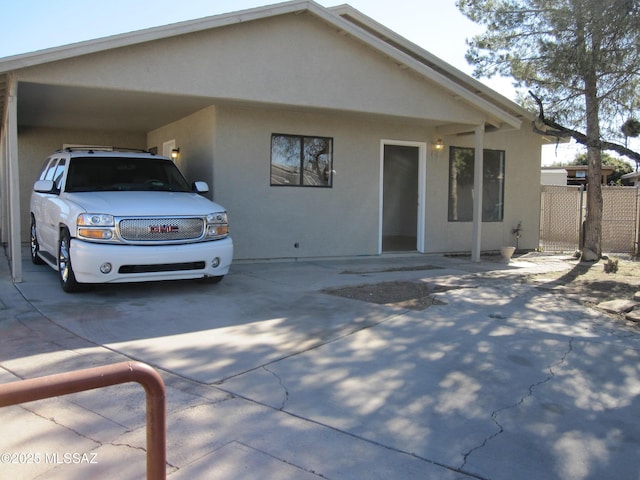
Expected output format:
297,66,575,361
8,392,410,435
564,165,614,173
0,1,528,132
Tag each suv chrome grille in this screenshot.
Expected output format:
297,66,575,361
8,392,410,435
119,218,204,242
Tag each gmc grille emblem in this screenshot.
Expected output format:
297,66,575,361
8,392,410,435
149,225,179,233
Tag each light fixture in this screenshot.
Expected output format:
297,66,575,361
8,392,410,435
171,148,180,160
434,139,444,152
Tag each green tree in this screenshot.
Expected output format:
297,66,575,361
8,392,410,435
457,0,640,259
621,118,640,153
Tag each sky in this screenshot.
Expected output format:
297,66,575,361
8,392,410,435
1,0,590,164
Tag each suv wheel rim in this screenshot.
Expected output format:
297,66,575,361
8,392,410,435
30,221,38,258
59,237,71,284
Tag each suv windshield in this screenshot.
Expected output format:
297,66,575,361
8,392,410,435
65,157,192,193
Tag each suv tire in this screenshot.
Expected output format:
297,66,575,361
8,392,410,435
58,228,81,293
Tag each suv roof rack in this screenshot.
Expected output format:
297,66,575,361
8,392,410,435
58,146,155,154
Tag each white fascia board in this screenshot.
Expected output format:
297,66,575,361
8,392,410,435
328,5,527,129
0,0,313,73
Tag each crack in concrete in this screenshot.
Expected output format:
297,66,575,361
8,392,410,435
233,440,329,478
108,439,148,454
263,366,289,410
459,337,574,471
22,398,183,471
22,405,103,449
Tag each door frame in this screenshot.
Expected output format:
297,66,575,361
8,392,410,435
379,139,426,254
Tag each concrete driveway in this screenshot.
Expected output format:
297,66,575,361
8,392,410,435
1,250,639,479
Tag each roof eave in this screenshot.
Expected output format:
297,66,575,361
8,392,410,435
328,4,529,130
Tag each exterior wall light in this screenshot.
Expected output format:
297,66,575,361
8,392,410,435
434,139,444,152
171,148,180,160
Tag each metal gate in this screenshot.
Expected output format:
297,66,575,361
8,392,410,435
602,187,640,253
540,185,640,254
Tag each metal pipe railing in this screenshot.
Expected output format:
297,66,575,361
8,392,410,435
0,361,166,479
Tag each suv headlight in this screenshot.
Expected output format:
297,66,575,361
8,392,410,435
206,212,229,238
77,213,115,240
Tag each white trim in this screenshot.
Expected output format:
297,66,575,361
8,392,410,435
379,139,427,254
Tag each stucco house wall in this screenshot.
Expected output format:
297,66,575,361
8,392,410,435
147,106,217,192
212,105,436,259
146,102,540,260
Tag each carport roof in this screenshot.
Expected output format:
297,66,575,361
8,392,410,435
0,0,531,133
16,83,217,132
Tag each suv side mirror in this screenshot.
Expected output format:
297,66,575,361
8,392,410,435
193,181,209,194
33,179,56,193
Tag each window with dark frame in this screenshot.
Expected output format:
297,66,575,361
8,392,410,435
270,134,333,187
448,146,505,222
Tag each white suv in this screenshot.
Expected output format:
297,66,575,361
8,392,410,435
30,148,233,292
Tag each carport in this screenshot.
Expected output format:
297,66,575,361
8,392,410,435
0,76,216,282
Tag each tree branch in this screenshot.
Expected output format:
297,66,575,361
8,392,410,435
529,91,640,166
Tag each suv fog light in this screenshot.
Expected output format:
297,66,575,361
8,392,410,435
211,257,220,268
100,262,112,274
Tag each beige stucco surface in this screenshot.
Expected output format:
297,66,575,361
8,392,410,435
144,104,540,259
430,128,542,253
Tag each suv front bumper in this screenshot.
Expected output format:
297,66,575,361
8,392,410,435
70,237,233,284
